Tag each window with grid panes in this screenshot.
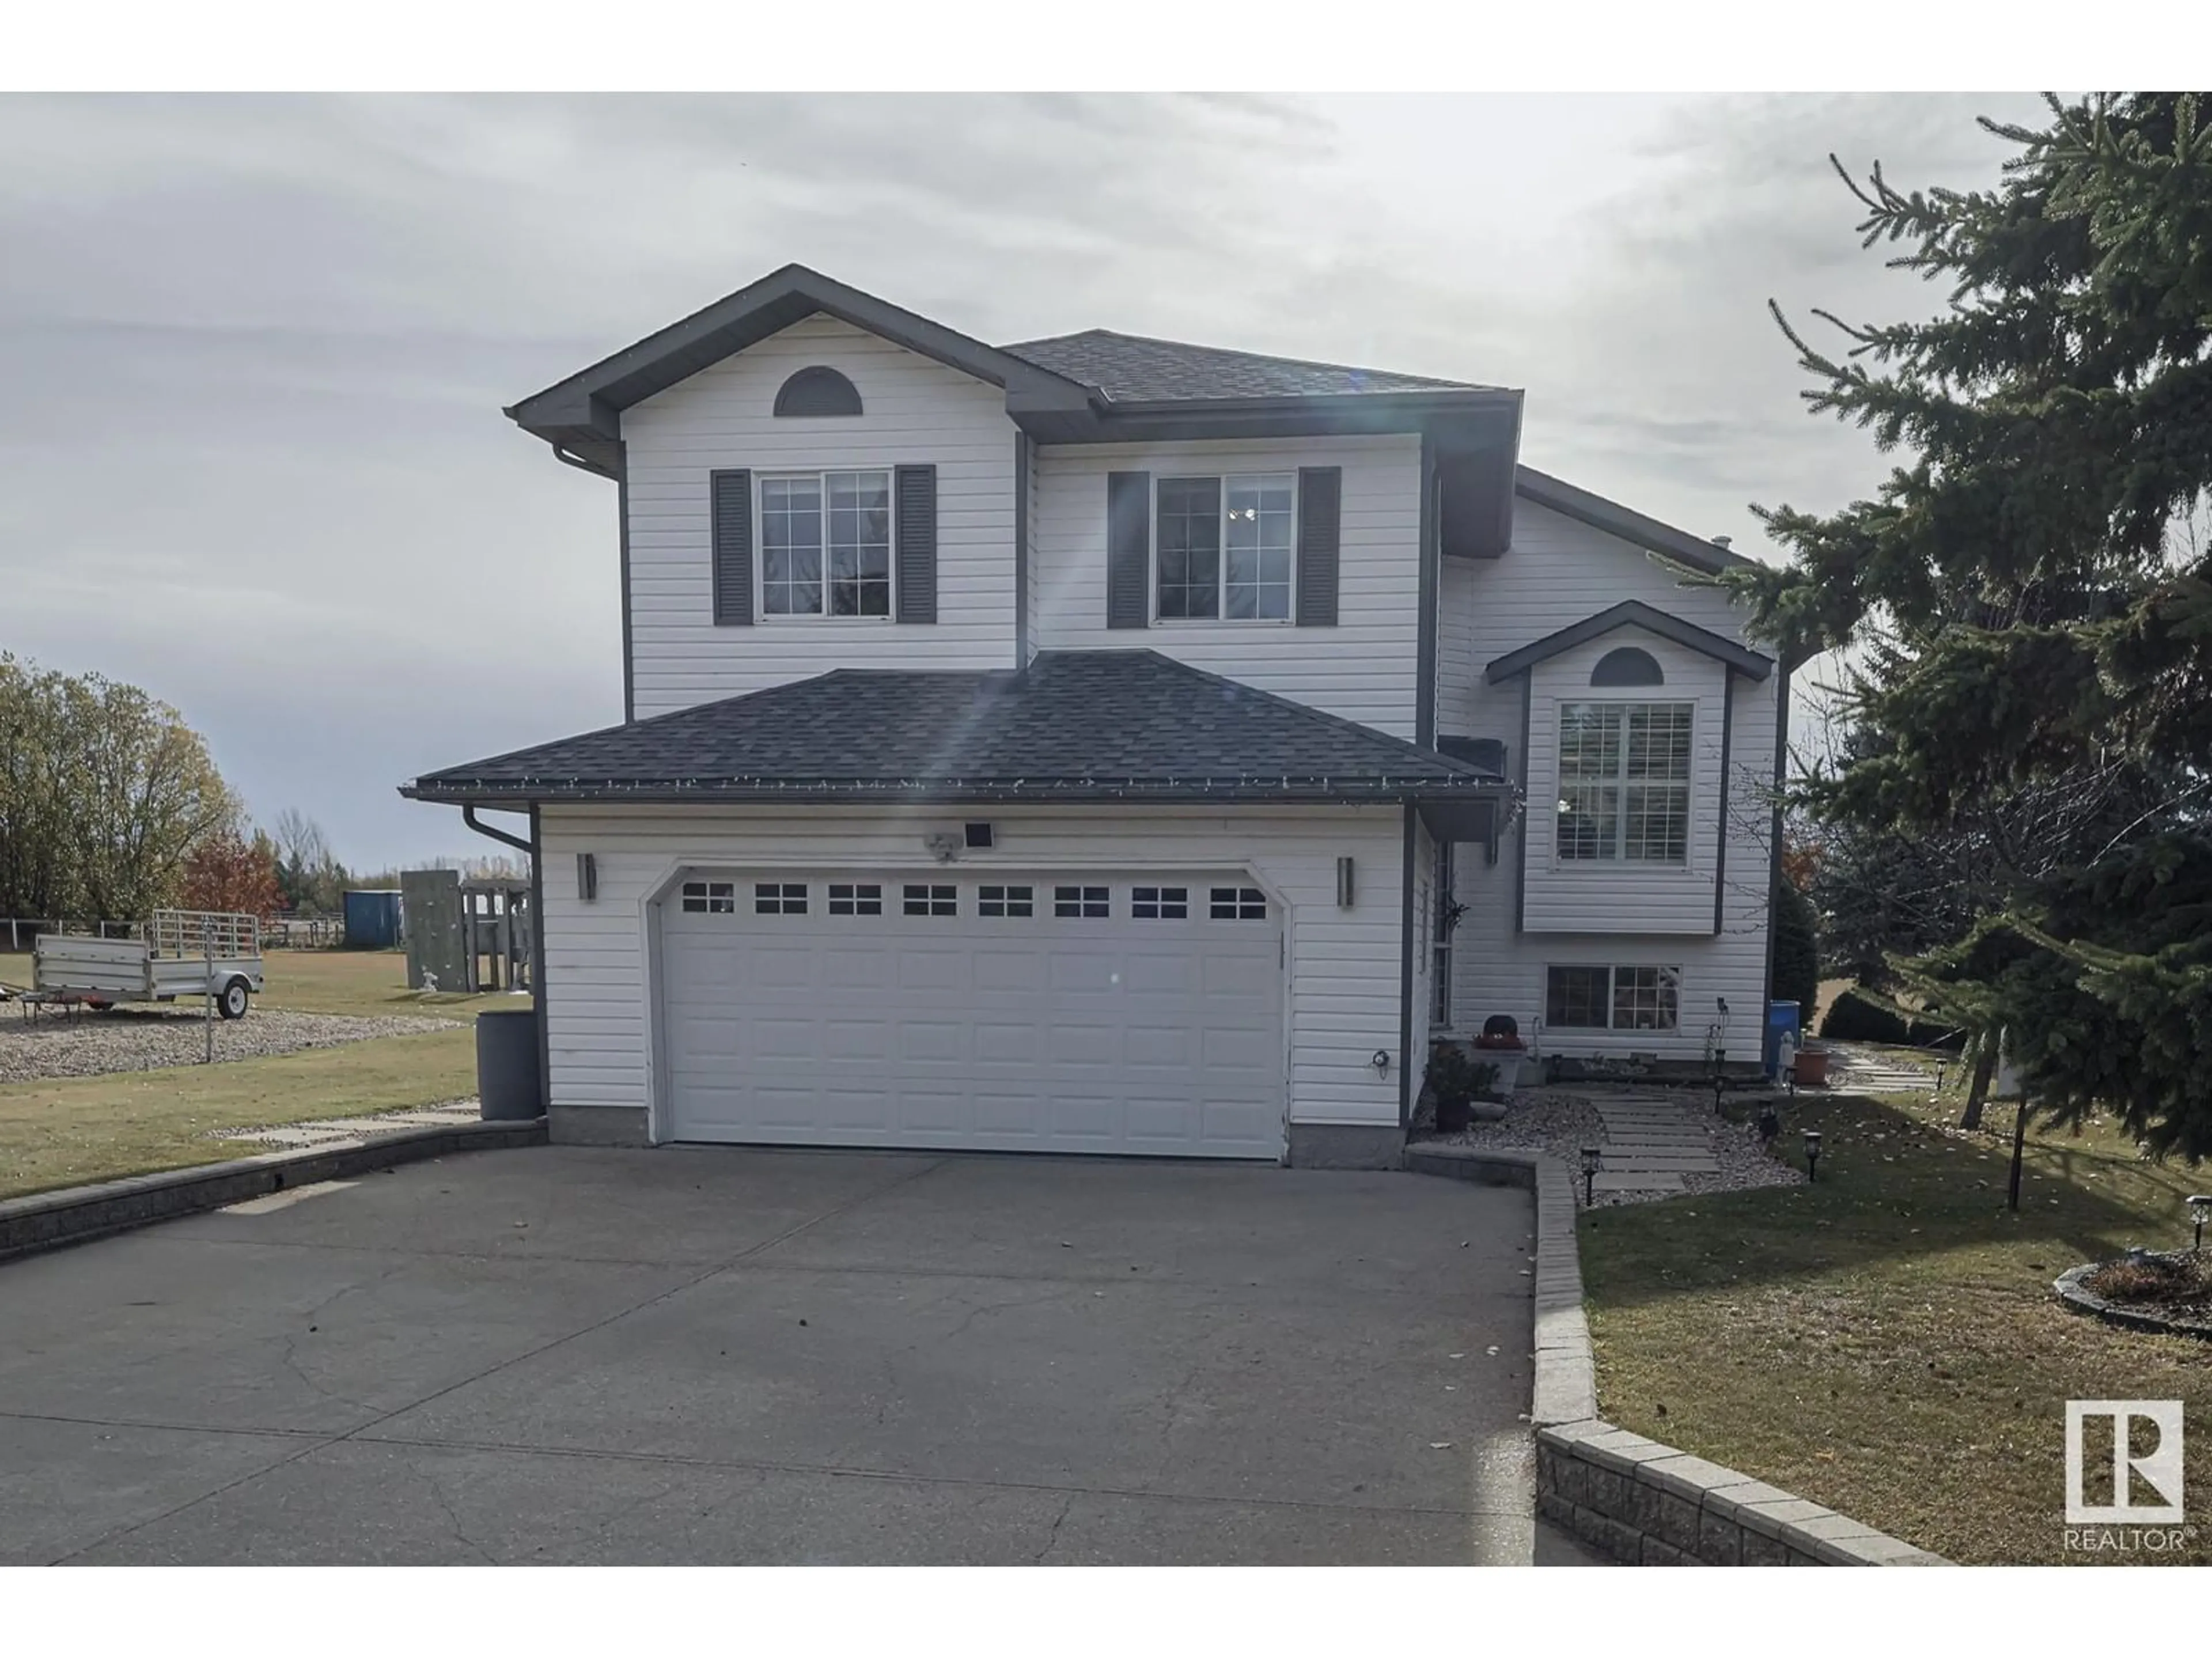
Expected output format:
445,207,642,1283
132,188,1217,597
1555,702,1692,863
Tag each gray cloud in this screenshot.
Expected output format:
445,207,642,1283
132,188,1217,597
0,92,2045,863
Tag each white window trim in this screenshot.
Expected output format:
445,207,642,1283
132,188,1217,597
1550,698,1696,870
1544,964,1683,1033
1150,472,1298,626
754,467,897,624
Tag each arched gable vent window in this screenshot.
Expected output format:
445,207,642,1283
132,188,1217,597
773,365,863,418
1590,646,1664,687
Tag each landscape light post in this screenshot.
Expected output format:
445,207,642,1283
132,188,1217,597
1580,1146,1601,1209
2188,1195,2210,1255
1803,1129,1822,1183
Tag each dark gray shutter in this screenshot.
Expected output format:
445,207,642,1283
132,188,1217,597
896,464,937,623
1106,471,1150,630
711,468,752,626
1296,466,1341,627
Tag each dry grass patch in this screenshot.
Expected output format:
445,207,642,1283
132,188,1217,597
1581,1088,2211,1565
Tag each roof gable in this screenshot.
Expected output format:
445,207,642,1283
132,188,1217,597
1483,600,1773,684
505,264,1093,469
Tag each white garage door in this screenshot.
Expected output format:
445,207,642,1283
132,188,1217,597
658,870,1285,1159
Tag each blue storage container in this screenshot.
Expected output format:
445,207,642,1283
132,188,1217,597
1764,1000,1802,1078
343,889,404,950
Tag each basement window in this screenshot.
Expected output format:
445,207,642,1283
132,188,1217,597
1546,965,1679,1031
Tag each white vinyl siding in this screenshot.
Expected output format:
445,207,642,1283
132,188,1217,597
1033,435,1422,738
1438,497,1777,1060
622,314,1018,716
537,803,1408,1142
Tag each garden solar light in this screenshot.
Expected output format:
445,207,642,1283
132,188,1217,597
1580,1146,1603,1207
2189,1195,2211,1253
1804,1129,1823,1183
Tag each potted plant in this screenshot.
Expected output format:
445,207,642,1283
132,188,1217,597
1428,1042,1502,1135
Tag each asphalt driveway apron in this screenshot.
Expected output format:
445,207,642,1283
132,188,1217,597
0,1147,1540,1565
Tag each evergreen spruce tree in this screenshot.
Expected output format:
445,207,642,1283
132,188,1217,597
1735,93,2212,1158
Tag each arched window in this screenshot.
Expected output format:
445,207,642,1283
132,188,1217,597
1590,646,1664,687
772,366,863,418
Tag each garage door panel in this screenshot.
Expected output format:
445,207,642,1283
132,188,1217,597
661,872,1283,1159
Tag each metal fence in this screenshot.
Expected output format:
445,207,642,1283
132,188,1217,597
3,916,349,953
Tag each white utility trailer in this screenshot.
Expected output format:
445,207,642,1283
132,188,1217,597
33,910,265,1019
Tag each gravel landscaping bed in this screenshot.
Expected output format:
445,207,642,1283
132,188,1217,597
0,1006,462,1082
1418,1086,1804,1207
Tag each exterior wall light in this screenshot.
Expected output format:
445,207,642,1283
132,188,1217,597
1370,1048,1390,1076
575,853,597,902
1336,857,1356,908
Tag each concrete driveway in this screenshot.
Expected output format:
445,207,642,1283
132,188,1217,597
0,1146,1545,1565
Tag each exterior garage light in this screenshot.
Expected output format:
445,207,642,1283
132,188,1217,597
1336,857,1355,908
575,853,597,902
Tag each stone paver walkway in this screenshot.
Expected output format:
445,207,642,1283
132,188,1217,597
1585,1092,1719,1194
1825,1043,1942,1094
213,1100,480,1153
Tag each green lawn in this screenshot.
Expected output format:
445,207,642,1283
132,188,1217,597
0,949,528,1203
1581,1084,2211,1565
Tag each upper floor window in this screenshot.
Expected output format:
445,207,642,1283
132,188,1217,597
760,470,892,619
1157,475,1294,622
1556,702,1692,863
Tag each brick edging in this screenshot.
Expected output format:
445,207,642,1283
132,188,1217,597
0,1118,548,1265
1403,1139,1948,1566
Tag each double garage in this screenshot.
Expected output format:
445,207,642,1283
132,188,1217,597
656,868,1289,1160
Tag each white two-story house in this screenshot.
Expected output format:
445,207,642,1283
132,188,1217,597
407,265,1783,1169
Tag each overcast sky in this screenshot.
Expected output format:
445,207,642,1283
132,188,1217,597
0,92,2048,867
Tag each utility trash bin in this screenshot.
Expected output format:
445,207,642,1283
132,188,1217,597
476,1007,543,1120
1764,1000,1802,1080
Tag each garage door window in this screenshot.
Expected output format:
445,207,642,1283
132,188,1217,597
978,884,1034,917
754,882,809,915
681,880,736,914
1209,886,1267,920
903,883,957,916
1054,885,1109,918
1131,885,1188,919
828,882,882,916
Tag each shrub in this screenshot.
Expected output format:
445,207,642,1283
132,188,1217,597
1772,881,1821,1018
1816,987,1965,1050
1428,1043,1502,1107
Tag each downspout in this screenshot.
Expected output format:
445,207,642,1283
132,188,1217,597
462,805,532,855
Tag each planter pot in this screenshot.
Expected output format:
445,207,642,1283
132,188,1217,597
1793,1046,1830,1088
1434,1097,1474,1135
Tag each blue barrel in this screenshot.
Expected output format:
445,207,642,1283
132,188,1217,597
342,889,403,950
1765,1000,1802,1078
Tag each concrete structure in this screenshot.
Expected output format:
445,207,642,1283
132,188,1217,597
0,1149,1540,1565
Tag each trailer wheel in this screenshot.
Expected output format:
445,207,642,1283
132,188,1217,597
217,978,251,1021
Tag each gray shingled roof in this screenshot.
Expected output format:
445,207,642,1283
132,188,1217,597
999,329,1498,404
407,650,1503,804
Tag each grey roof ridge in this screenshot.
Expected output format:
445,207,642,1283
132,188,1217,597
1514,464,1759,575
1113,649,1502,778
1000,326,1506,393
505,263,1092,419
